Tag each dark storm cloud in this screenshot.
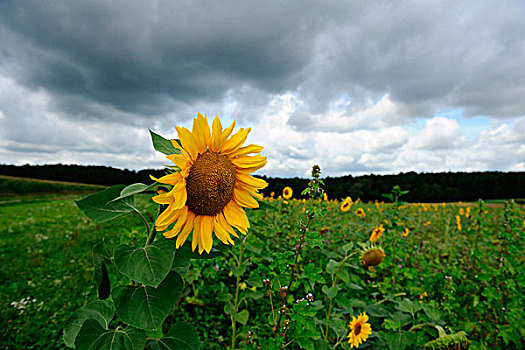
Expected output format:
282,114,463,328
0,0,331,122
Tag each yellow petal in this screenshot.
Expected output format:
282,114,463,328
176,211,195,248
156,204,182,227
191,215,202,252
218,213,239,238
232,154,267,168
152,192,174,204
175,126,198,160
166,154,190,170
192,113,211,154
170,187,187,210
162,207,188,238
236,163,267,174
233,188,259,208
200,215,214,253
170,139,183,151
227,144,263,157
223,201,249,234
221,127,250,154
236,173,268,189
210,116,223,152
217,120,236,149
213,216,233,245
153,172,181,185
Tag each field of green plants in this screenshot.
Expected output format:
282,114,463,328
1,183,524,349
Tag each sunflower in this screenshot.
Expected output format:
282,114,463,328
152,113,267,254
355,207,366,218
282,186,293,200
369,224,385,242
340,196,353,212
347,312,372,348
361,244,385,270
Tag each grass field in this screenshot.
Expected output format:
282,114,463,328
0,175,106,199
0,185,524,349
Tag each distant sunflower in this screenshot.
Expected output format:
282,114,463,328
152,113,267,254
340,197,353,212
283,186,293,200
369,224,385,242
348,312,372,348
355,208,366,218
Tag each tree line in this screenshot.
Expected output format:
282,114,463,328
1,164,524,202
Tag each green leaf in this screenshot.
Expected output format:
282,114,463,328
217,293,233,302
322,285,338,299
114,237,175,287
150,129,182,155
364,304,389,318
92,240,111,300
247,272,263,288
396,298,422,317
109,183,159,203
76,185,135,223
75,320,146,350
63,300,115,348
171,253,191,276
303,263,325,287
112,271,183,331
326,260,339,275
381,193,394,202
422,304,441,322
145,322,202,350
384,332,408,350
235,309,249,325
336,269,350,283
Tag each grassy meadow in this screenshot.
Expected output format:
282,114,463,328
0,178,524,349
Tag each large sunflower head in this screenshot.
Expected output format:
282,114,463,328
152,113,268,254
347,312,372,348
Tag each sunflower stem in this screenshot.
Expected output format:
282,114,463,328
230,242,245,350
132,208,154,246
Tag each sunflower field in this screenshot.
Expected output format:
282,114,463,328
1,116,524,349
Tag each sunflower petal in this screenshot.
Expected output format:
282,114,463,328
192,113,211,154
213,216,233,245
167,154,190,170
176,211,195,248
162,207,188,238
228,144,263,157
175,126,198,160
218,213,239,238
211,116,223,152
236,173,268,189
233,188,259,208
200,215,214,253
217,120,236,149
221,127,250,154
223,202,249,234
192,215,202,252
152,192,174,204
156,204,182,227
231,155,267,168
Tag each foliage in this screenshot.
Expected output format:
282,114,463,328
1,161,524,348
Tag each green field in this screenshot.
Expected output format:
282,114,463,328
0,185,524,349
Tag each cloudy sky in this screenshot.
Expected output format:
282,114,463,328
1,1,524,177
